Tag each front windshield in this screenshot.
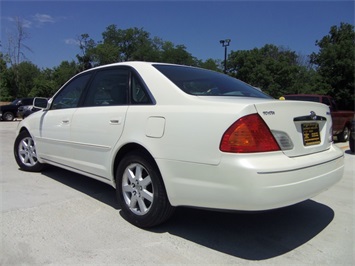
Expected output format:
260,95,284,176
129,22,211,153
153,64,271,99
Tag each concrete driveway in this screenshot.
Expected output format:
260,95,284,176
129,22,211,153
1,121,353,265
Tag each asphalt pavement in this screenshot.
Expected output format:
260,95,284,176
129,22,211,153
1,121,354,265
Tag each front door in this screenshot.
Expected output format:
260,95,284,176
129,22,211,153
35,73,91,166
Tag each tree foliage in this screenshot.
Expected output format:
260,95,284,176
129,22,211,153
310,23,355,109
227,44,325,98
76,25,199,67
1,23,354,111
2,16,33,100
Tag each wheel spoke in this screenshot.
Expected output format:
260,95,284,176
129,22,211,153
129,194,138,209
21,140,29,149
140,189,153,203
28,154,36,165
135,165,143,179
127,168,136,183
137,197,148,213
23,154,30,164
140,174,151,187
122,183,134,193
19,150,27,157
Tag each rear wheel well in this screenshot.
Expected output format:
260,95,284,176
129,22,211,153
113,143,159,186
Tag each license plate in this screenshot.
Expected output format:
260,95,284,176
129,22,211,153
302,123,321,146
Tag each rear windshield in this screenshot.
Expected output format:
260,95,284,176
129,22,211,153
153,64,271,99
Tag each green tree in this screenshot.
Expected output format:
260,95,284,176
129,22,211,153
310,23,355,110
76,33,96,70
30,60,78,97
197,58,222,72
4,16,33,98
52,60,79,88
91,42,120,66
0,52,13,101
77,25,198,67
101,25,156,62
30,68,56,97
228,45,308,97
4,61,40,98
160,42,196,65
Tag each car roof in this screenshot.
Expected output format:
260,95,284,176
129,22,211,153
80,61,194,74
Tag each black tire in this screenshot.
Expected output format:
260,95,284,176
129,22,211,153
3,112,15,121
350,134,354,153
116,151,175,228
14,130,44,172
337,126,350,142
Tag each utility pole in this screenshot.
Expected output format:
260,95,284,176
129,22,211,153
219,39,231,74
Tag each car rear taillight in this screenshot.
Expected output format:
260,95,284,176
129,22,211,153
220,113,280,153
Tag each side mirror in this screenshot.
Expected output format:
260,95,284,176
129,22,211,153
33,97,49,109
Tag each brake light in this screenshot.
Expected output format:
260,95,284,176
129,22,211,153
220,114,280,153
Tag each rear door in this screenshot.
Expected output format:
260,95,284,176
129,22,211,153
69,67,130,180
255,100,332,157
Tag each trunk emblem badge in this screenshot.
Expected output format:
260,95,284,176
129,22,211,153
262,111,275,115
310,111,317,120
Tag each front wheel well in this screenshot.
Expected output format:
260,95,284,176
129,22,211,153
18,127,29,134
113,143,158,186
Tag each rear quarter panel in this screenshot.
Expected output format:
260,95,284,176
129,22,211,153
121,100,259,165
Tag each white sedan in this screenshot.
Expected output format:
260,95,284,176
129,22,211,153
14,62,344,228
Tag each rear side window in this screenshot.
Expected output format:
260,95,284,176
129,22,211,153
83,68,129,107
153,64,271,99
131,74,151,104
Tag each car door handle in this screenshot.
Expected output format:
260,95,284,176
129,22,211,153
110,118,122,125
62,119,69,124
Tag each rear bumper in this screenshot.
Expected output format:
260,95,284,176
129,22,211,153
159,145,344,210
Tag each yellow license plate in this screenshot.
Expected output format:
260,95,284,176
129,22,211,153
302,123,321,146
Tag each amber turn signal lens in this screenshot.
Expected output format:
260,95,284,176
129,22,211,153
220,113,280,153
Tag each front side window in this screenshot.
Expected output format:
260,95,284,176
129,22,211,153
153,64,271,99
51,73,91,110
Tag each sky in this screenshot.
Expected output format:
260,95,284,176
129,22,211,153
1,0,354,69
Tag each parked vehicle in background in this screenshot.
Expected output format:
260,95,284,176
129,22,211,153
18,106,42,119
283,94,354,142
349,118,355,153
0,98,34,121
13,62,344,228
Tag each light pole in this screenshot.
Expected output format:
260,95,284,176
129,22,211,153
220,39,231,73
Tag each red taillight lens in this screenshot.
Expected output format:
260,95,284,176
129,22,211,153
220,113,280,153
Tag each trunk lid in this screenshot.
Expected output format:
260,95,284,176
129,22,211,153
254,100,333,157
